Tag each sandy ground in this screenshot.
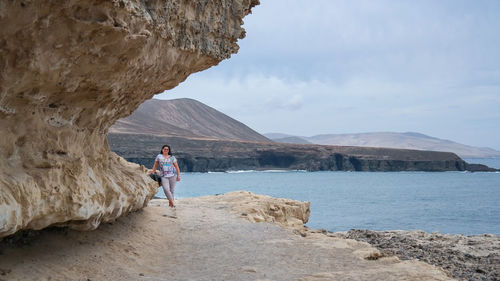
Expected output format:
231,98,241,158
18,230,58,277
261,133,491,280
0,192,454,281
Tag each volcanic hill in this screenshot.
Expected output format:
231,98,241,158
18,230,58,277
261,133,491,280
110,98,270,142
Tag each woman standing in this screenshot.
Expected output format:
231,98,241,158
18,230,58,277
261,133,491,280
151,145,181,207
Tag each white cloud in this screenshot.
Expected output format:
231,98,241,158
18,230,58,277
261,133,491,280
156,0,500,150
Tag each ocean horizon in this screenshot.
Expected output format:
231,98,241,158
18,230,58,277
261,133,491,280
464,157,500,169
156,158,500,235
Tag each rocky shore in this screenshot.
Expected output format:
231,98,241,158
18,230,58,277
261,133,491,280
332,230,500,281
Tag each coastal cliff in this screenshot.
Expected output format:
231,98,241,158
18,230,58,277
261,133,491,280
107,98,497,172
108,133,497,172
0,0,258,238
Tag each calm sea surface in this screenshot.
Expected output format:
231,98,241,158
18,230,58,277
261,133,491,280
156,158,500,235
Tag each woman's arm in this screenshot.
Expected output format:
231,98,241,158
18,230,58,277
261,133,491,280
174,162,181,181
151,160,159,174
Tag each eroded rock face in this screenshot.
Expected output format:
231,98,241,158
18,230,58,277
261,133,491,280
212,191,311,229
0,0,258,238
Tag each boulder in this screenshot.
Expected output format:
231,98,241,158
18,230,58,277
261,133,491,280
0,0,258,238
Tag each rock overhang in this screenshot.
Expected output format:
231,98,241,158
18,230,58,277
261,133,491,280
0,0,259,238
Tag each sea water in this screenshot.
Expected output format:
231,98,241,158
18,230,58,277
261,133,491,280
156,158,500,235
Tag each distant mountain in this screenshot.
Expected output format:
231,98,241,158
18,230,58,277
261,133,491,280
264,132,500,159
107,99,497,172
272,136,312,145
263,133,295,139
110,98,271,142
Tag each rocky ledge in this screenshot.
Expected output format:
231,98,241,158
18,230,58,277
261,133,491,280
0,191,457,280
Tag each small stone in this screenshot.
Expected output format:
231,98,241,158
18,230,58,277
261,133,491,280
241,266,257,273
253,215,265,222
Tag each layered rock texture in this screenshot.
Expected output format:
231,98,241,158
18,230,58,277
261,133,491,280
0,0,258,238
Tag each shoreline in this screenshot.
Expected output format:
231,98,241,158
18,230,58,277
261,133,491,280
155,171,500,237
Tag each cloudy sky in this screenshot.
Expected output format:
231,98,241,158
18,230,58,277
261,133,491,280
156,0,500,150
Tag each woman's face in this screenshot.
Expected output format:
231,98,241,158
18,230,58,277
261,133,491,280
162,147,169,154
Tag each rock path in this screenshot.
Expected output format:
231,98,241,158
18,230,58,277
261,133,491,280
0,193,454,280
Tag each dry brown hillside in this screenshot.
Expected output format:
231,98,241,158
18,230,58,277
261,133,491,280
110,98,271,142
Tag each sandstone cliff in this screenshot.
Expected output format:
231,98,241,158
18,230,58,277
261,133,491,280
0,0,258,238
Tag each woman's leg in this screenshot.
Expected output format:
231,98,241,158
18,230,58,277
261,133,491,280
168,176,177,200
161,177,173,200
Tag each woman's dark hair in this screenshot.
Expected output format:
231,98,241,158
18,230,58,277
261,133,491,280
160,145,172,155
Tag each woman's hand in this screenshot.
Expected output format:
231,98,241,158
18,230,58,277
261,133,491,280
176,175,181,181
